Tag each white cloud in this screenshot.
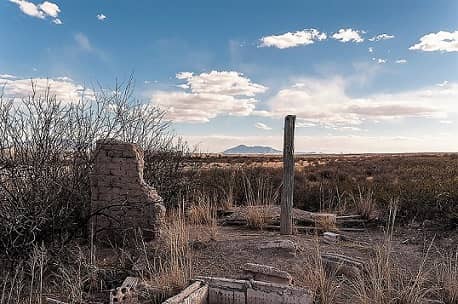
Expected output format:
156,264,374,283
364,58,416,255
332,28,364,43
395,59,407,64
376,58,386,64
266,77,458,129
74,33,92,51
255,122,272,130
175,71,267,97
0,74,90,104
151,71,267,123
368,47,374,53
439,120,453,124
9,0,61,23
9,0,45,18
409,31,458,52
259,29,327,49
38,1,59,17
369,33,395,41
0,74,17,79
296,121,317,128
96,14,107,21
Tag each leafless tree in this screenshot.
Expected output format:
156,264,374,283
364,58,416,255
0,78,193,258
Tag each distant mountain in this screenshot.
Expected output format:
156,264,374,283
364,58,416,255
223,145,281,155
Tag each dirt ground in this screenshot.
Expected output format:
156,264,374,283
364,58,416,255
191,225,458,287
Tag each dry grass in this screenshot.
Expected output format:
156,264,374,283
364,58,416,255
187,192,218,240
349,205,436,304
299,238,342,304
434,251,458,303
314,214,337,232
188,192,217,226
245,206,274,230
351,186,377,220
137,209,193,302
243,175,278,230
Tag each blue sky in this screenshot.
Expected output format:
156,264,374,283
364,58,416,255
1,0,458,152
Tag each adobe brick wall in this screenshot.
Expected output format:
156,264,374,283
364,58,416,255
90,139,165,242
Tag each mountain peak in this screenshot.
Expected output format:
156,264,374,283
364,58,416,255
223,145,281,154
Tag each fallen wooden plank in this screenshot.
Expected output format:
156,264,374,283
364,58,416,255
336,215,362,220
46,298,69,304
162,281,206,304
339,227,367,232
109,276,140,304
321,253,365,278
242,263,292,285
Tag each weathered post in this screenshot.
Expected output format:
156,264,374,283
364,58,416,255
280,115,296,235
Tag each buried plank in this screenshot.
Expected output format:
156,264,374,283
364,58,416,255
248,280,314,304
321,253,365,278
46,298,69,304
259,239,297,257
242,263,292,285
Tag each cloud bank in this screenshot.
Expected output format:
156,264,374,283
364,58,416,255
259,29,327,49
409,31,458,52
266,77,458,129
332,28,365,43
0,74,90,103
9,0,62,24
151,71,267,122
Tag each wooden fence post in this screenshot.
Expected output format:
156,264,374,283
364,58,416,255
280,115,296,235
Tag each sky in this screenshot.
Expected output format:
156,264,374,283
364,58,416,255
1,0,458,153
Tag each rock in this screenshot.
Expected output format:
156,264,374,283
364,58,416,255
242,263,292,285
260,240,297,257
323,232,341,244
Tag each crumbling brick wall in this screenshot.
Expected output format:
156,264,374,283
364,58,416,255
90,139,165,242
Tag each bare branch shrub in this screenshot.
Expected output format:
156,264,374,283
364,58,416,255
0,78,191,259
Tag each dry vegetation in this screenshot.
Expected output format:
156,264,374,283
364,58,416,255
190,153,458,227
1,82,457,303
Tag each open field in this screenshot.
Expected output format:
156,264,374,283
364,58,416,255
1,147,457,303
189,153,458,226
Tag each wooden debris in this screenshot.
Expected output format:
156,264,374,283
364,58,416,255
194,276,314,304
242,263,292,285
110,276,139,304
220,206,373,231
162,281,208,304
321,253,365,278
46,298,69,304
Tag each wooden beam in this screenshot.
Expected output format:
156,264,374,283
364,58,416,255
280,115,296,235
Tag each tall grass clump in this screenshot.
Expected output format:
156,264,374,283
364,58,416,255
187,191,218,240
243,174,279,229
133,209,192,303
350,186,377,220
300,238,341,304
350,202,435,304
434,251,458,303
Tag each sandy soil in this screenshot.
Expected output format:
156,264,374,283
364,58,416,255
191,225,457,287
